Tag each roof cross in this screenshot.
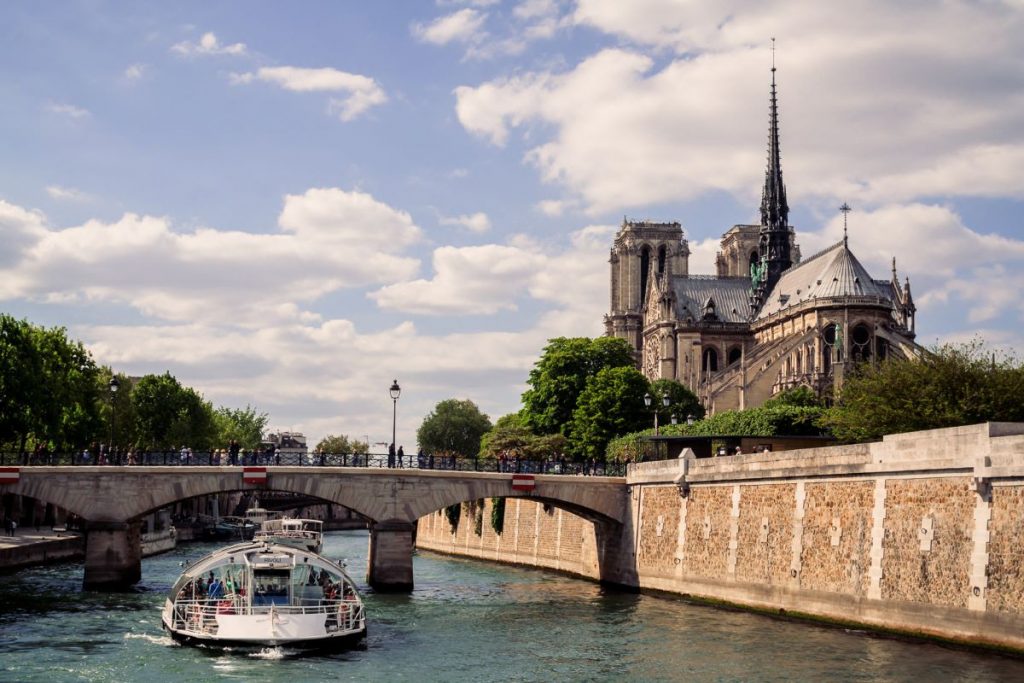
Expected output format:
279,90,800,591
839,202,852,244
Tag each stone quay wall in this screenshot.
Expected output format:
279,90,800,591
417,498,602,580
0,535,84,572
416,422,1024,651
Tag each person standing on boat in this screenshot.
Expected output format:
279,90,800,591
207,573,224,602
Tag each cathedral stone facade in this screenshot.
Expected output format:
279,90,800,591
605,67,918,413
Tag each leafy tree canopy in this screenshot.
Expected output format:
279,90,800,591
214,405,269,449
822,340,1024,442
764,385,824,408
568,366,651,460
0,315,103,450
479,413,534,459
605,403,828,462
521,336,635,436
132,372,217,450
649,378,705,424
417,398,493,458
480,413,568,461
315,434,369,454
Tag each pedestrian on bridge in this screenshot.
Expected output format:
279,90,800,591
397,445,405,468
388,443,395,468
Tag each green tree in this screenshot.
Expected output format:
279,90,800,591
480,413,569,462
649,378,705,426
166,387,218,450
132,372,216,450
0,315,104,450
214,405,269,449
764,385,823,408
0,316,41,449
479,413,533,459
520,336,635,436
822,340,1024,442
101,370,136,449
568,366,651,460
315,434,369,454
417,398,492,458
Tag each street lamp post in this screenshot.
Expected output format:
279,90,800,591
644,392,672,436
108,376,120,462
389,379,401,466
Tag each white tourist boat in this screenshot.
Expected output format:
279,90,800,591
161,540,366,651
253,518,324,553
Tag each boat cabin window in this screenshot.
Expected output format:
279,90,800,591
253,569,291,605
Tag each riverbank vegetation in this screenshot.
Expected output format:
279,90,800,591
0,314,267,453
480,335,1024,465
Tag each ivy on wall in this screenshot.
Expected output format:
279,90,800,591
473,499,484,536
490,497,505,535
444,503,460,533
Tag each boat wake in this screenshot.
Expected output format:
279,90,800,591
124,632,179,647
249,647,293,660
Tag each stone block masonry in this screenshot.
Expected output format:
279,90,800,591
416,423,1024,652
417,499,601,581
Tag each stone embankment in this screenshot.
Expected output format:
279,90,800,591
0,529,84,572
417,422,1024,652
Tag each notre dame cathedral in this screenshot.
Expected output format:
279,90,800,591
605,65,919,413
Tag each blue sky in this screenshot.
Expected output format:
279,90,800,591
2,0,1023,449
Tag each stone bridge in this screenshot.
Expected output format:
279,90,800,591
8,467,629,591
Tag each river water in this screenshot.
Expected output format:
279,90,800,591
1,531,1022,682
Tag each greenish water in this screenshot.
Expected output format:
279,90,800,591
1,531,1022,682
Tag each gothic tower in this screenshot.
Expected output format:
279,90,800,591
750,56,792,311
605,219,689,354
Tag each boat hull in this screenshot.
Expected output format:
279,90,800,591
163,621,366,652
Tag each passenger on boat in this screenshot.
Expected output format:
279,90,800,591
207,574,224,601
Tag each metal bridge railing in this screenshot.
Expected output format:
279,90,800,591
1,451,626,476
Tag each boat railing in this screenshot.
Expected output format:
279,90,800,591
254,529,320,542
171,596,364,636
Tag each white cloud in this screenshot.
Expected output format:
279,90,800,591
171,31,247,57
45,103,90,118
370,225,612,317
0,189,421,325
123,63,147,83
415,1,569,60
232,66,388,121
789,203,1024,327
536,198,578,216
370,243,543,314
278,188,422,253
412,8,487,45
454,2,1024,213
440,211,491,233
45,185,92,202
252,66,375,93
0,200,48,268
10,209,611,448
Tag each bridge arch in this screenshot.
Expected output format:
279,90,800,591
8,467,629,592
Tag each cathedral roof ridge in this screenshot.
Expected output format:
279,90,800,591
684,274,751,281
755,237,890,320
787,239,844,272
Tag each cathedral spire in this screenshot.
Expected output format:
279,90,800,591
759,39,790,234
752,38,792,310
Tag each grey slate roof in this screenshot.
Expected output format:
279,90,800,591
671,276,752,323
755,241,893,319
